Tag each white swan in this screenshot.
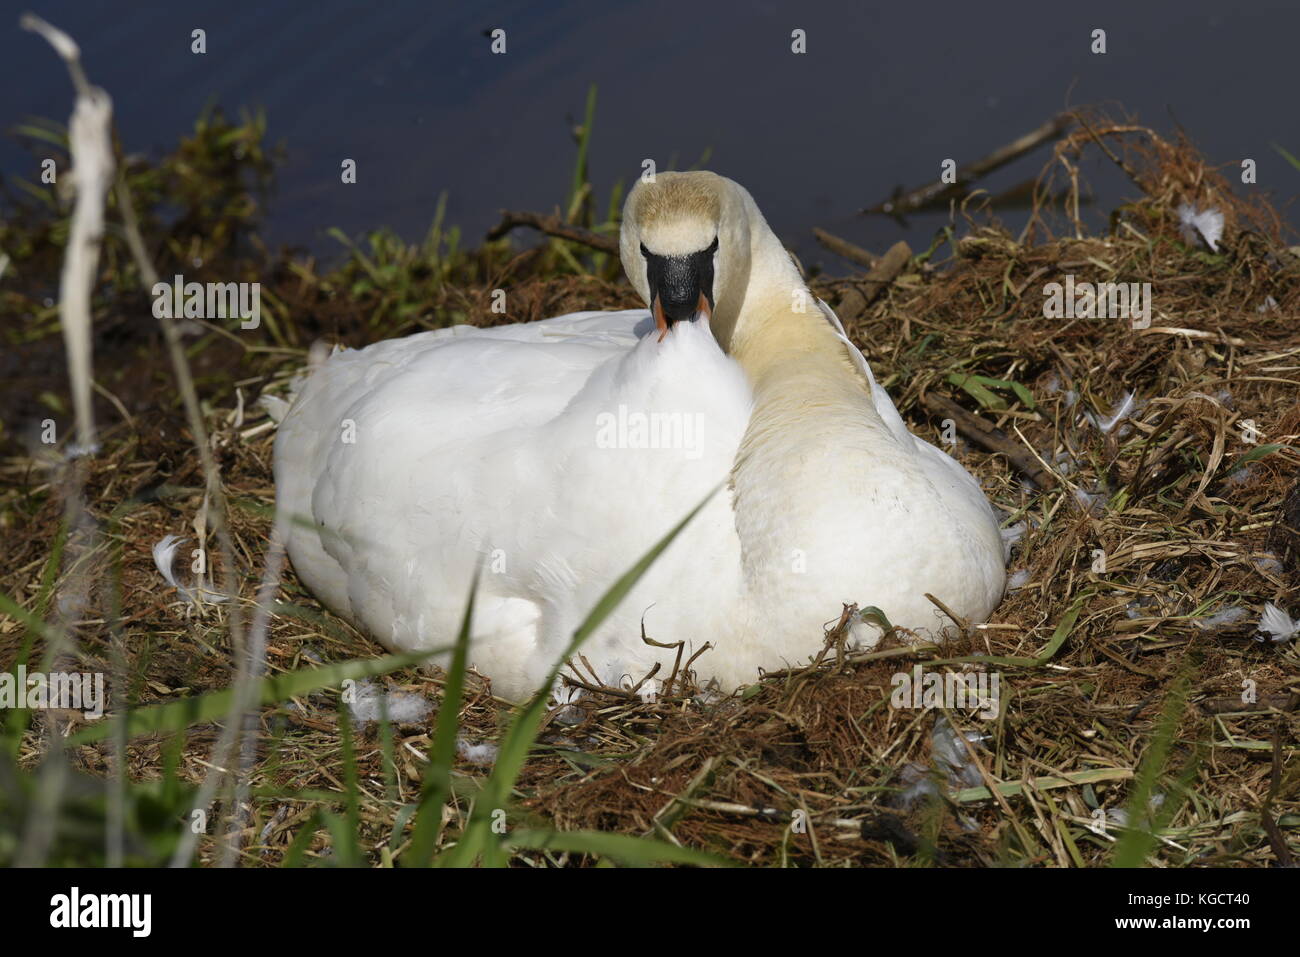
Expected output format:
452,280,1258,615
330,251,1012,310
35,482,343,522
273,172,1005,700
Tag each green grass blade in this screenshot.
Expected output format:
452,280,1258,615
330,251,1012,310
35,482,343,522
1,525,68,757
566,84,598,224
337,705,362,867
321,809,361,868
928,595,1085,668
1229,442,1291,472
405,568,479,866
1272,143,1300,173
1110,671,1194,867
66,647,447,746
281,810,323,867
946,372,1006,410
441,487,719,867
328,226,384,285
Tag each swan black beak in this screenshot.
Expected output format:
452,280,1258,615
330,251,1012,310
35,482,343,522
653,291,712,342
646,243,717,342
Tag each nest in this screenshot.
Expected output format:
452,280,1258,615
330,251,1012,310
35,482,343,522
1,113,1297,867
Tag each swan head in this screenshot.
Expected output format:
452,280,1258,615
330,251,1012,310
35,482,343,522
621,171,754,347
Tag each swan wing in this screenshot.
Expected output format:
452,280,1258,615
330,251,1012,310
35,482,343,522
815,298,913,448
272,310,752,698
273,310,650,613
815,299,999,525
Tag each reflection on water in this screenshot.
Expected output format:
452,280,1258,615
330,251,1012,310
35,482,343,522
3,0,1297,264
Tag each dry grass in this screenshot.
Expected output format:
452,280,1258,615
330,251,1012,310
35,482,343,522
2,114,1297,866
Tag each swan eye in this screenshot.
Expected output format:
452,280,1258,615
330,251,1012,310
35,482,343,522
639,242,650,258
708,236,719,254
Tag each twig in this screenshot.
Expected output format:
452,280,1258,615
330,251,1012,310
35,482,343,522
556,674,637,701
924,592,971,636
624,661,661,698
1069,111,1144,190
1259,707,1297,867
486,209,618,255
40,17,265,866
646,756,716,838
863,114,1072,220
757,637,939,682
217,529,288,867
14,11,110,869
812,228,879,269
1197,693,1297,715
681,642,714,683
640,614,686,697
921,392,1056,488
118,162,255,869
834,240,912,325
22,13,111,457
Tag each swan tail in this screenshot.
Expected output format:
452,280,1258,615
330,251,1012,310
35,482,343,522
260,342,348,427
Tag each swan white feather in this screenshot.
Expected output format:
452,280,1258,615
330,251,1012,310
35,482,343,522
274,172,1006,700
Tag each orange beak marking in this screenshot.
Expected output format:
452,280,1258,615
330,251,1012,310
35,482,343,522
653,297,669,342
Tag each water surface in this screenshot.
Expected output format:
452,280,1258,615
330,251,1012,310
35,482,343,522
4,0,1296,264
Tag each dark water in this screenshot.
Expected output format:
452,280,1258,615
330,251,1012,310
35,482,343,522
4,0,1297,266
